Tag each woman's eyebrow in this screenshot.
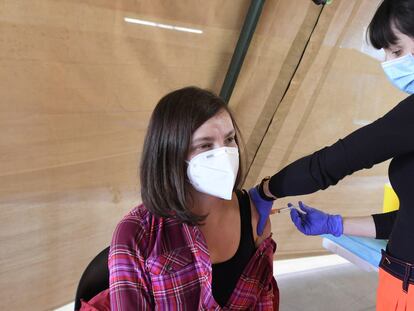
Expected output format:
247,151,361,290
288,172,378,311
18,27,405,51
225,129,235,137
192,136,213,144
192,129,235,144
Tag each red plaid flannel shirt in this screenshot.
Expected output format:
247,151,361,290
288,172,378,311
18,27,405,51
109,204,279,310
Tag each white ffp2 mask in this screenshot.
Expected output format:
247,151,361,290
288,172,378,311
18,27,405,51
187,147,239,200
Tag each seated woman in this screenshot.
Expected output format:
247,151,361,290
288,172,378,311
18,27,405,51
108,86,279,310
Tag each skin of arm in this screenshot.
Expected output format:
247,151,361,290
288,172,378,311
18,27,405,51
342,215,376,238
249,195,272,246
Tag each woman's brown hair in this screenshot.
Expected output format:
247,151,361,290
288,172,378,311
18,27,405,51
140,86,245,225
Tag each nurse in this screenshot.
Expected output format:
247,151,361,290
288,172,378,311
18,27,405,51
250,0,414,309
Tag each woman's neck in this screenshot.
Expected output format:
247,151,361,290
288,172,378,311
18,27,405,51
189,190,241,264
189,190,236,223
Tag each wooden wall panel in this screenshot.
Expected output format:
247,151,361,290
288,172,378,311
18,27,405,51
229,1,322,160
0,0,252,309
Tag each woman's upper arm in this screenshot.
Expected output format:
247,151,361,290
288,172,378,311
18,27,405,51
249,196,272,246
328,96,414,176
109,218,153,310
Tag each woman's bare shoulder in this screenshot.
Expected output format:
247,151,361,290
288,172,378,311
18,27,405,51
247,192,272,247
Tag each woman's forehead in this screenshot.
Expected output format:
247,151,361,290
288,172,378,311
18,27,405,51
390,23,414,44
192,110,234,138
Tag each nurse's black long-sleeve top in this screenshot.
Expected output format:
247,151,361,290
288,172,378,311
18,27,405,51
268,95,414,263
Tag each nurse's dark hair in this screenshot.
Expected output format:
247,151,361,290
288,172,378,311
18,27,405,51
368,0,414,49
140,86,246,225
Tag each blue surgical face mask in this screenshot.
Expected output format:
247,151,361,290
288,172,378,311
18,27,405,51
381,53,414,94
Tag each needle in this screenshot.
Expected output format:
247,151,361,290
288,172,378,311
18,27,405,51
276,205,306,214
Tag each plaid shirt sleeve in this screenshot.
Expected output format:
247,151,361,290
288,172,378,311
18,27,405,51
109,215,154,310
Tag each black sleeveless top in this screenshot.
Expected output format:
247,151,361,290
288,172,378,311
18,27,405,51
211,190,256,306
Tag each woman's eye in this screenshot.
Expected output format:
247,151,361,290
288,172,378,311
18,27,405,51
392,50,402,57
198,144,212,150
226,136,236,144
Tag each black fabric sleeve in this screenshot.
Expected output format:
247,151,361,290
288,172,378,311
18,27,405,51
268,95,414,197
372,211,398,239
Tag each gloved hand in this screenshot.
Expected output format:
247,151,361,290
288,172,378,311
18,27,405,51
248,187,273,236
289,201,343,237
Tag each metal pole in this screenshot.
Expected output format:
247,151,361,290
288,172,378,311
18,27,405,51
219,0,266,104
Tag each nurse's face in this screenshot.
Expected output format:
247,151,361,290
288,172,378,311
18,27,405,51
383,26,414,61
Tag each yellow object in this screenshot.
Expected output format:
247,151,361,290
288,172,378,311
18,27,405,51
383,183,399,213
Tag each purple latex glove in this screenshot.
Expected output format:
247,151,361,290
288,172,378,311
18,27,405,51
248,187,273,236
289,201,343,237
